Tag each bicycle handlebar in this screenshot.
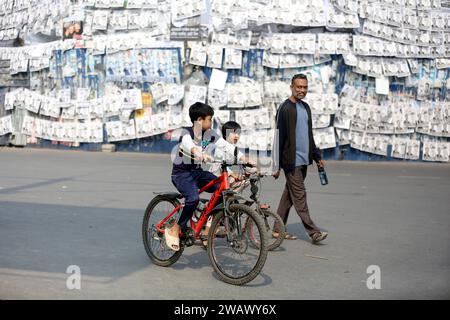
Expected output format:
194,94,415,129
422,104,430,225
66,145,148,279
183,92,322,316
208,160,255,168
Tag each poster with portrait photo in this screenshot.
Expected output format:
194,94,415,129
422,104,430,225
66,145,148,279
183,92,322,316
92,10,109,30
21,91,36,114
393,112,410,134
352,103,369,123
430,123,444,137
207,45,223,69
422,141,437,161
168,84,185,106
360,133,376,153
367,58,384,78
335,34,351,54
255,108,271,129
231,30,252,51
235,110,256,130
371,135,389,156
244,85,263,107
365,122,380,134
61,106,76,120
350,120,367,133
223,48,242,69
135,117,154,139
188,42,208,67
213,110,231,127
150,82,169,105
63,21,83,40
279,54,303,69
391,138,408,159
151,113,169,136
417,78,432,101
313,114,331,129
318,34,336,55
350,130,364,150
90,99,104,119
367,106,381,125
313,127,336,149
404,140,421,160
0,115,13,136
436,142,450,162
226,85,245,109
167,105,184,130
122,89,143,110
403,108,418,128
186,85,207,106
336,128,350,146
262,51,280,68
207,89,228,109
21,115,35,136
333,115,351,130
294,34,316,54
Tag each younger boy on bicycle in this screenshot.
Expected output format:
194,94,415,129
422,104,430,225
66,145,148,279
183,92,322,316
208,121,252,192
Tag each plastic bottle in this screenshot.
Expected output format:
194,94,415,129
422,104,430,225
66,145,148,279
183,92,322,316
318,166,328,185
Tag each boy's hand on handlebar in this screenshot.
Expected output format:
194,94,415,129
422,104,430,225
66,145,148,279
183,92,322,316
201,154,214,163
272,170,281,180
193,152,213,163
246,160,257,168
230,173,241,181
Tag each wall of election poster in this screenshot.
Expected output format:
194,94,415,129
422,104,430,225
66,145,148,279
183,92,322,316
0,0,450,162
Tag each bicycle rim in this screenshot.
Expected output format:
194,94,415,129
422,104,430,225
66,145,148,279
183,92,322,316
208,204,268,285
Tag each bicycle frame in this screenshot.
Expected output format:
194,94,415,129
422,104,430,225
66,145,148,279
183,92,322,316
155,168,230,239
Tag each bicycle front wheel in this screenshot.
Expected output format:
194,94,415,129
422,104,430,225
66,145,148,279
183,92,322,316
246,208,286,251
207,204,268,285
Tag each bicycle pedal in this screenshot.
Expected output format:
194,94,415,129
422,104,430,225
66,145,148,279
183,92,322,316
181,228,195,247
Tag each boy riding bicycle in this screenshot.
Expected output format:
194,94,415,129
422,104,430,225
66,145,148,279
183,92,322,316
166,103,248,251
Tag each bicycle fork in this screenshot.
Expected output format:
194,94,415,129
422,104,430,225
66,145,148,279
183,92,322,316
224,204,243,247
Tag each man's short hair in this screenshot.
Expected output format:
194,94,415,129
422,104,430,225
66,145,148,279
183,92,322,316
189,102,214,123
291,73,308,84
221,121,241,138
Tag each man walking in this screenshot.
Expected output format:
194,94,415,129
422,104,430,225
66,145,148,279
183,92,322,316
273,74,328,244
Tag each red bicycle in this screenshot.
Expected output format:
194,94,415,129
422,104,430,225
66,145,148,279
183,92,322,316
142,161,269,285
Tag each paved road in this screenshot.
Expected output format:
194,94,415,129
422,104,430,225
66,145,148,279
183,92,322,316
0,147,449,299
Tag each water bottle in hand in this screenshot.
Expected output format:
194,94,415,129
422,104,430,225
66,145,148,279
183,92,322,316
318,166,328,185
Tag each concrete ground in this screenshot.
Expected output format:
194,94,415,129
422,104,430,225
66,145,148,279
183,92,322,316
0,147,449,299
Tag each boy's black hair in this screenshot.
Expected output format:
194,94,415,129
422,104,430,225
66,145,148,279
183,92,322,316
189,102,214,123
291,73,308,84
221,121,241,138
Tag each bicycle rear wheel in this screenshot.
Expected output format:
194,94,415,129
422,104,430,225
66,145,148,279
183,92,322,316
142,195,184,267
207,204,268,285
246,208,286,251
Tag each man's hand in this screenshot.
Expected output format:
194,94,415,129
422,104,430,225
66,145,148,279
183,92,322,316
317,160,325,168
272,170,281,179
